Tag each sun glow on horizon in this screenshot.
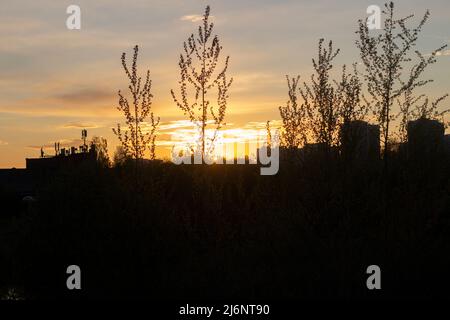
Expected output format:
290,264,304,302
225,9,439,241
157,120,282,161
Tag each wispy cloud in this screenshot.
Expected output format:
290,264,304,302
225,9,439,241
435,49,450,56
425,49,450,57
158,120,197,131
180,14,205,23
0,86,117,117
0,139,8,146
62,122,100,129
0,17,46,34
244,120,282,130
54,89,113,104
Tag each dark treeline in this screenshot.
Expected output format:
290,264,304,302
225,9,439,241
1,146,449,299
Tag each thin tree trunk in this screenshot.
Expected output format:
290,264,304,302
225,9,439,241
201,42,206,162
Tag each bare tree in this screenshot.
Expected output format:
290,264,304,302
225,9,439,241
171,5,233,160
356,1,447,161
279,75,308,148
113,45,160,161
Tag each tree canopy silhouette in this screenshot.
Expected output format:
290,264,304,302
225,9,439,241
171,5,233,160
356,1,447,161
113,45,160,160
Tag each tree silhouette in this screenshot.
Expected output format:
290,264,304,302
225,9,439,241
300,39,342,149
113,45,160,161
396,80,449,142
90,136,110,167
279,75,308,148
113,146,129,167
279,44,369,152
356,1,447,162
171,5,233,161
337,64,369,125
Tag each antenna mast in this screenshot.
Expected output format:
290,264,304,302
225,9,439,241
82,129,88,152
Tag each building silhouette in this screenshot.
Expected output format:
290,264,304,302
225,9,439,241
407,118,445,158
444,134,450,156
0,130,98,211
26,146,96,176
340,120,380,161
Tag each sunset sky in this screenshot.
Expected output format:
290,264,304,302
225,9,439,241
0,0,449,167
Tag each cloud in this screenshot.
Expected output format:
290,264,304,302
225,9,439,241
435,49,450,56
180,15,204,23
425,49,450,57
0,87,117,117
54,89,114,104
158,120,196,131
244,120,282,130
0,140,8,146
230,72,284,96
62,122,100,129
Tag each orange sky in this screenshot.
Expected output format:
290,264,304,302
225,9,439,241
0,0,449,168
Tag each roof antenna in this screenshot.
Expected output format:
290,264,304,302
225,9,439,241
82,129,88,152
